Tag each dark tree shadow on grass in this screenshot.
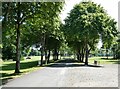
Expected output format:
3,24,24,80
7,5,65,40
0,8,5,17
1,60,40,85
1,60,55,71
101,58,118,60
1,59,56,85
1,61,38,71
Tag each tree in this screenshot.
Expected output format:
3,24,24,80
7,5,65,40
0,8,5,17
101,18,118,59
2,2,64,72
25,2,64,66
2,2,44,73
63,1,117,65
112,34,120,59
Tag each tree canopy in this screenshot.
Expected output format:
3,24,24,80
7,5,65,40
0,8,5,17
63,1,118,65
2,2,64,73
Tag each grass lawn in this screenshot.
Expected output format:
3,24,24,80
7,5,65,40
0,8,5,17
62,56,120,64
0,56,119,85
0,56,54,85
88,57,120,64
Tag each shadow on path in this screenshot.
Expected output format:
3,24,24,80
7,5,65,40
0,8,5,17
46,58,103,68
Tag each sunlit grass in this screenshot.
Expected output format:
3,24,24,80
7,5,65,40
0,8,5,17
88,57,119,64
0,56,119,85
0,56,53,85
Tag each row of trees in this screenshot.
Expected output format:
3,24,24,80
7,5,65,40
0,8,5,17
2,2,65,73
62,2,118,65
2,1,119,73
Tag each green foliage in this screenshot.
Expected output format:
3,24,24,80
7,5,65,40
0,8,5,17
112,34,120,59
2,45,16,60
2,2,64,59
101,18,118,49
63,1,118,64
1,56,41,85
20,2,64,49
64,1,117,50
63,2,105,51
2,2,65,72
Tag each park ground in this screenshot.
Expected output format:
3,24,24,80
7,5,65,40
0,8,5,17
0,56,119,87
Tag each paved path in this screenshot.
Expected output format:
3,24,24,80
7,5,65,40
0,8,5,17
2,60,118,87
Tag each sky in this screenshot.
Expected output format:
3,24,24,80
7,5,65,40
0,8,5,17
60,0,120,49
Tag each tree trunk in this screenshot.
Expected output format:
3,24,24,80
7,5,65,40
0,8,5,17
81,48,84,62
85,44,88,65
77,49,82,62
40,33,45,66
47,50,50,63
40,38,44,66
15,24,20,73
15,27,20,73
56,52,58,60
106,49,108,59
15,2,21,73
77,53,79,61
45,50,48,65
53,49,58,61
40,47,44,66
80,53,82,62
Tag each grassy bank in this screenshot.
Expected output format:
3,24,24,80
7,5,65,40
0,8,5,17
0,56,54,85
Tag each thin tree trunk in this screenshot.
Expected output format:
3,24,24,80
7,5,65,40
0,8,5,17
77,53,82,61
53,49,58,61
40,33,45,66
79,49,82,62
56,50,59,60
44,34,48,64
106,49,108,59
47,50,50,63
81,48,84,62
45,50,48,64
85,44,88,65
77,53,79,61
15,2,21,73
77,49,82,62
79,53,82,62
40,34,45,66
40,47,44,66
15,24,20,73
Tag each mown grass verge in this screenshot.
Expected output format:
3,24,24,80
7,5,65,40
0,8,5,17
0,56,119,85
0,56,54,85
88,57,120,64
